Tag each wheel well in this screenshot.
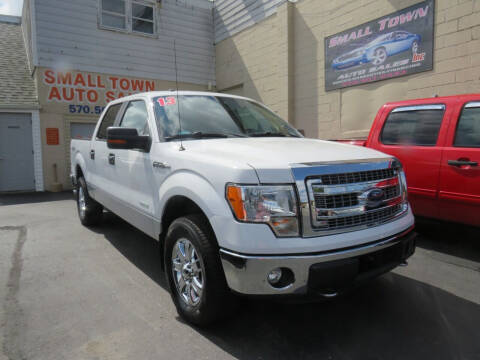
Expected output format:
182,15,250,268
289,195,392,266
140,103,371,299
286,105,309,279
76,165,84,180
159,196,217,269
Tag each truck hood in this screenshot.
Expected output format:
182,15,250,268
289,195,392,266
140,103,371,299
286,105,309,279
181,137,391,183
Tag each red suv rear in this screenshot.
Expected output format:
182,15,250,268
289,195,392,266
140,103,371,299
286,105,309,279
360,94,479,226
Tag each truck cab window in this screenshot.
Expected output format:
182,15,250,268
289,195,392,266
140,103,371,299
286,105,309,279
454,106,480,147
119,100,150,136
381,109,444,146
96,103,122,139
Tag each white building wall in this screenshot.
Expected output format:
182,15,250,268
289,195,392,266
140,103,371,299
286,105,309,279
34,0,215,85
214,0,286,43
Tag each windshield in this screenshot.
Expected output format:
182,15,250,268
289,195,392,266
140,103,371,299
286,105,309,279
367,33,393,46
153,95,302,140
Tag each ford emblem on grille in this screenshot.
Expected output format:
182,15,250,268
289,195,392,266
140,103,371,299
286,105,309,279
365,188,385,208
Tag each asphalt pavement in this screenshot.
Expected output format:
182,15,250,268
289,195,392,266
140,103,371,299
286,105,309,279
0,192,479,360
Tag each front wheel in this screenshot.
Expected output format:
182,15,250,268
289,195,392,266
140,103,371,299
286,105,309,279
164,215,236,326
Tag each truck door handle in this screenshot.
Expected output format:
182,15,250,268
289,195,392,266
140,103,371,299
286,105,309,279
108,153,115,165
153,161,170,169
448,159,478,167
90,150,95,160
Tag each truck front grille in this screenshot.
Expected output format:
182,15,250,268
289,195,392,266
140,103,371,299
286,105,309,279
318,204,402,230
314,184,400,209
304,166,406,236
314,193,358,209
320,168,395,185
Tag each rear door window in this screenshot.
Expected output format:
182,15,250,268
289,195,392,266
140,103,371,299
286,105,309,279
381,105,445,146
454,103,480,148
96,103,122,139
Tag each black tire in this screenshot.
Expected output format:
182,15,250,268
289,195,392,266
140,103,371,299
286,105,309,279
411,40,419,55
164,214,236,326
76,176,103,226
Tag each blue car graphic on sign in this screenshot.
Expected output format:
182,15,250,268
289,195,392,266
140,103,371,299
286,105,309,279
332,31,421,70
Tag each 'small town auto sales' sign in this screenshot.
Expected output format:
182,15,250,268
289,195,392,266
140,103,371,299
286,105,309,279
324,0,434,91
42,69,156,114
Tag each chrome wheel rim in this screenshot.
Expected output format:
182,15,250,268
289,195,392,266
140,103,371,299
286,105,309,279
78,186,86,218
372,48,387,65
412,41,418,54
172,238,204,306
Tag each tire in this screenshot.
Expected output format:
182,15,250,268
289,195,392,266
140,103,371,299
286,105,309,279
164,214,236,326
76,176,103,226
371,47,387,66
411,41,419,55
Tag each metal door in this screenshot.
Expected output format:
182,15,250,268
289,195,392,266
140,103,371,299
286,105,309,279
0,113,35,192
438,101,480,226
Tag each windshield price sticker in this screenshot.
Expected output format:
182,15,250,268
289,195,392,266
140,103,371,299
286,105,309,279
157,97,176,106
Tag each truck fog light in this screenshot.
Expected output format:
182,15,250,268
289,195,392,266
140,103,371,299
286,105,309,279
267,268,282,285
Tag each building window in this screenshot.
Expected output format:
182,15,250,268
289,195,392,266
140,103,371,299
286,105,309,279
100,0,156,36
101,0,127,30
132,2,154,34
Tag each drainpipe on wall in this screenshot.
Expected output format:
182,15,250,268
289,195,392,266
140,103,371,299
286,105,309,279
50,163,63,192
277,1,296,129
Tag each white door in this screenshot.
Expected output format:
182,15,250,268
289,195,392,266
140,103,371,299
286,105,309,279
0,113,35,192
88,103,123,202
108,100,156,238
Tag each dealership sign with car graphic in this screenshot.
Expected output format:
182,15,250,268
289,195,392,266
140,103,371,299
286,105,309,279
324,0,434,91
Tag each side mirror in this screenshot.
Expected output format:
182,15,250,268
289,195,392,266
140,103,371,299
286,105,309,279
106,127,151,152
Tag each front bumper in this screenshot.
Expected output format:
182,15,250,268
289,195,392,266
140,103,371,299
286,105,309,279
220,226,416,296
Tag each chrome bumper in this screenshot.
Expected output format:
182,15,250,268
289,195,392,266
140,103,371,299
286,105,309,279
220,227,416,295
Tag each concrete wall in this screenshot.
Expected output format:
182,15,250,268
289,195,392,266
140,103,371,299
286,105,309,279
214,0,286,43
216,0,480,139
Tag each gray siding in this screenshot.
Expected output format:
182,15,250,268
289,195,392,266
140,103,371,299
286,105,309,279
34,0,215,85
22,0,34,72
214,0,286,43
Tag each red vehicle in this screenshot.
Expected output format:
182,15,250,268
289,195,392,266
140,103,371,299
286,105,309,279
336,94,480,227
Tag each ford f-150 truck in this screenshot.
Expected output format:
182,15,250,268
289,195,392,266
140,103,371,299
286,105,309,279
335,94,480,227
71,91,415,326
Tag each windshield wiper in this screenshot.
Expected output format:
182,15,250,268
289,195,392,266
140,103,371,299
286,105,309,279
249,132,291,137
165,132,246,141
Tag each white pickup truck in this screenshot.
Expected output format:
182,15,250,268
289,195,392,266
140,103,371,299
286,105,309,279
71,91,415,326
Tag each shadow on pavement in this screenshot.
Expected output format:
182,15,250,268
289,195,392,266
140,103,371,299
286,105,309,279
415,217,480,263
0,191,73,206
91,212,480,360
92,212,168,289
197,274,480,360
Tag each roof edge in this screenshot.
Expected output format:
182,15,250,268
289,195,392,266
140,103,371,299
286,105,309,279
0,14,21,25
0,104,41,110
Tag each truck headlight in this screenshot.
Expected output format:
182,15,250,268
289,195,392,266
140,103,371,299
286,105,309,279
392,158,408,203
226,184,299,237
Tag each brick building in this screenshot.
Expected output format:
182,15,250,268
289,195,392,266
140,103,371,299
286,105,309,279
215,0,480,140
